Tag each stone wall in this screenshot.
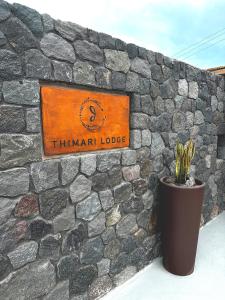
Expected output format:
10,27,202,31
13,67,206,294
0,1,225,299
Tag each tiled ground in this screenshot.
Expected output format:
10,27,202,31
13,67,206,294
103,212,225,300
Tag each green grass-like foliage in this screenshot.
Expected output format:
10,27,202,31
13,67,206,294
175,139,195,184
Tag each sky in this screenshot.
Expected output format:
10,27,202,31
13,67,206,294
7,0,225,69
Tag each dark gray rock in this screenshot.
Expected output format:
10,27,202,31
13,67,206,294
127,43,138,59
3,79,39,105
0,260,56,299
110,252,129,275
43,281,69,300
121,236,137,254
154,96,164,115
142,129,151,146
150,80,160,98
104,239,121,259
131,113,149,129
122,196,144,214
57,254,79,280
88,275,113,299
12,3,43,36
99,190,114,211
80,155,96,176
97,258,110,276
62,222,87,254
25,107,41,133
97,152,121,172
151,64,163,82
0,134,41,169
29,218,52,240
194,110,205,125
92,172,109,191
88,212,106,237
130,130,142,149
74,40,103,63
80,237,104,264
0,218,17,253
141,95,154,115
0,49,22,80
99,32,116,49
0,198,16,226
42,14,54,32
70,265,98,295
151,132,165,157
122,165,140,182
73,61,95,85
114,182,132,203
25,49,52,79
104,49,130,73
39,233,61,259
116,214,138,238
0,105,25,133
165,99,175,113
0,17,38,53
88,29,99,44
7,241,38,269
130,57,151,78
129,247,146,267
151,113,172,132
101,227,116,244
39,188,68,220
31,160,59,193
0,168,29,197
52,60,73,82
111,71,126,90
116,38,127,51
0,0,11,22
108,165,122,189
0,31,6,46
55,20,87,41
0,254,12,280
139,77,150,94
40,33,75,63
70,175,92,203
95,67,111,88
53,206,75,233
160,78,177,99
172,111,186,132
122,150,137,166
131,94,141,113
76,192,101,221
126,71,139,92
61,156,79,185
137,210,150,230
133,178,148,196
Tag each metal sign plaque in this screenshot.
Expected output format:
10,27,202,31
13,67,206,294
41,86,130,156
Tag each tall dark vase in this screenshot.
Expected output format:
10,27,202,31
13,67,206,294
159,177,205,276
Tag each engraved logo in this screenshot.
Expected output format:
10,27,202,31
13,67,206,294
80,98,106,132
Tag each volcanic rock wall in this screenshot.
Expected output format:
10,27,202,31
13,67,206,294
0,1,225,299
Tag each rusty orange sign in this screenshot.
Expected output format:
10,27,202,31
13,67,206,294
41,86,130,156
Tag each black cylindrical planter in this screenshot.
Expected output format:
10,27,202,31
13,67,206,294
159,177,205,276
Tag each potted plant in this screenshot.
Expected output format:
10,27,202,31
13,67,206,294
159,139,205,276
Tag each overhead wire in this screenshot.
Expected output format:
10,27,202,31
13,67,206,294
180,36,225,60
173,27,225,58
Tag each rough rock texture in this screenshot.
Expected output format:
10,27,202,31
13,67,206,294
0,260,56,299
0,134,42,168
0,2,224,299
40,33,76,62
